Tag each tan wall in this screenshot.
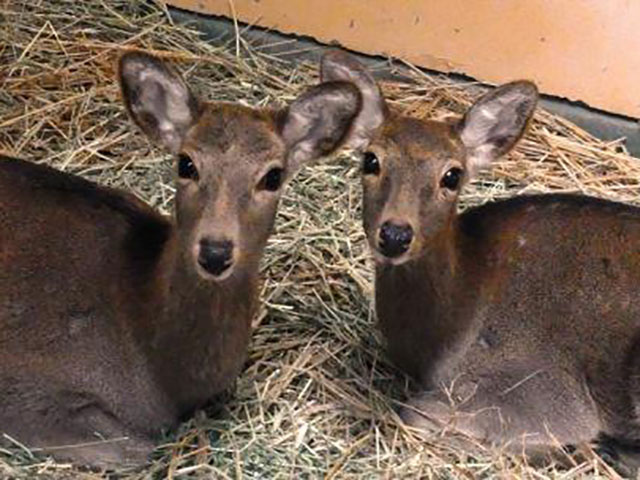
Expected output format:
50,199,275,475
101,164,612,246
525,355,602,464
167,0,640,119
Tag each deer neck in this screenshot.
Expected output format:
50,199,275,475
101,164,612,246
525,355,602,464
143,228,258,414
375,217,479,385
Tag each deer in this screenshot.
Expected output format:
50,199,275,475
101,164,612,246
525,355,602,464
320,50,640,466
0,51,364,468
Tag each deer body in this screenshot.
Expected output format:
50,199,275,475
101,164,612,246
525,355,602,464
0,52,362,467
0,156,239,459
321,51,640,459
377,194,640,446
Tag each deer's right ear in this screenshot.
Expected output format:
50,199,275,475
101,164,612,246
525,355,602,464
320,50,387,150
278,81,362,173
119,52,200,154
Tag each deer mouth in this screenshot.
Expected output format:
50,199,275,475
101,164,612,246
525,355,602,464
372,248,413,267
197,258,234,279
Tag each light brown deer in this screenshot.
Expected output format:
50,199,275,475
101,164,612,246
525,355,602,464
321,50,640,464
0,51,363,468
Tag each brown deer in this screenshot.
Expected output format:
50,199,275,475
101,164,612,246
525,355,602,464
0,51,363,468
321,50,640,464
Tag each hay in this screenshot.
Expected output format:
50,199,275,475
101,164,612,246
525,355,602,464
1,1,639,478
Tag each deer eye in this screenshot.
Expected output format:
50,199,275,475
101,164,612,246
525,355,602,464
177,153,199,181
362,151,380,175
440,167,463,191
258,167,284,192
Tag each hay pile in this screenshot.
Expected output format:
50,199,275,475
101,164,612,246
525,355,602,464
2,1,639,478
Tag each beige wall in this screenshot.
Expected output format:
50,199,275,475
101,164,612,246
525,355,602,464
167,0,640,118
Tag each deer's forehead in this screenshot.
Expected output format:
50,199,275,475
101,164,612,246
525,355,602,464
378,116,464,166
185,104,284,164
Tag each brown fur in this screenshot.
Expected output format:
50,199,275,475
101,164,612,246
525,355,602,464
322,50,640,463
0,52,362,468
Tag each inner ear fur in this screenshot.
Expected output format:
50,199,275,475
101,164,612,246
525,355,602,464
118,52,201,154
458,80,538,175
320,50,387,150
278,80,362,172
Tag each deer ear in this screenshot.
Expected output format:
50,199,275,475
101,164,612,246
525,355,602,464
119,52,201,154
459,81,538,175
320,50,387,150
279,81,362,173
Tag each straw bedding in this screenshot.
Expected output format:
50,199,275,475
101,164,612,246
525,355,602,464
1,1,639,478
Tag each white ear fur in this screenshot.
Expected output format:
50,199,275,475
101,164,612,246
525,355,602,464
279,81,361,173
459,81,538,175
119,52,200,153
320,50,387,150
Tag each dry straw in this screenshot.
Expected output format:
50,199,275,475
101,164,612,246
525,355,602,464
1,1,639,479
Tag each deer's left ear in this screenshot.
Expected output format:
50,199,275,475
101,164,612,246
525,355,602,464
458,81,538,176
278,80,362,173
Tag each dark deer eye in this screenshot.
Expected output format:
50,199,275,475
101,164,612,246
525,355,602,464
440,167,463,191
177,153,199,181
258,167,284,192
362,151,380,175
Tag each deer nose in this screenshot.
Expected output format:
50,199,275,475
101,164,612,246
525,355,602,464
378,221,414,258
197,239,234,277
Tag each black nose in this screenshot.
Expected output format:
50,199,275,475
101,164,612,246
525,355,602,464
378,221,413,258
197,239,233,276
